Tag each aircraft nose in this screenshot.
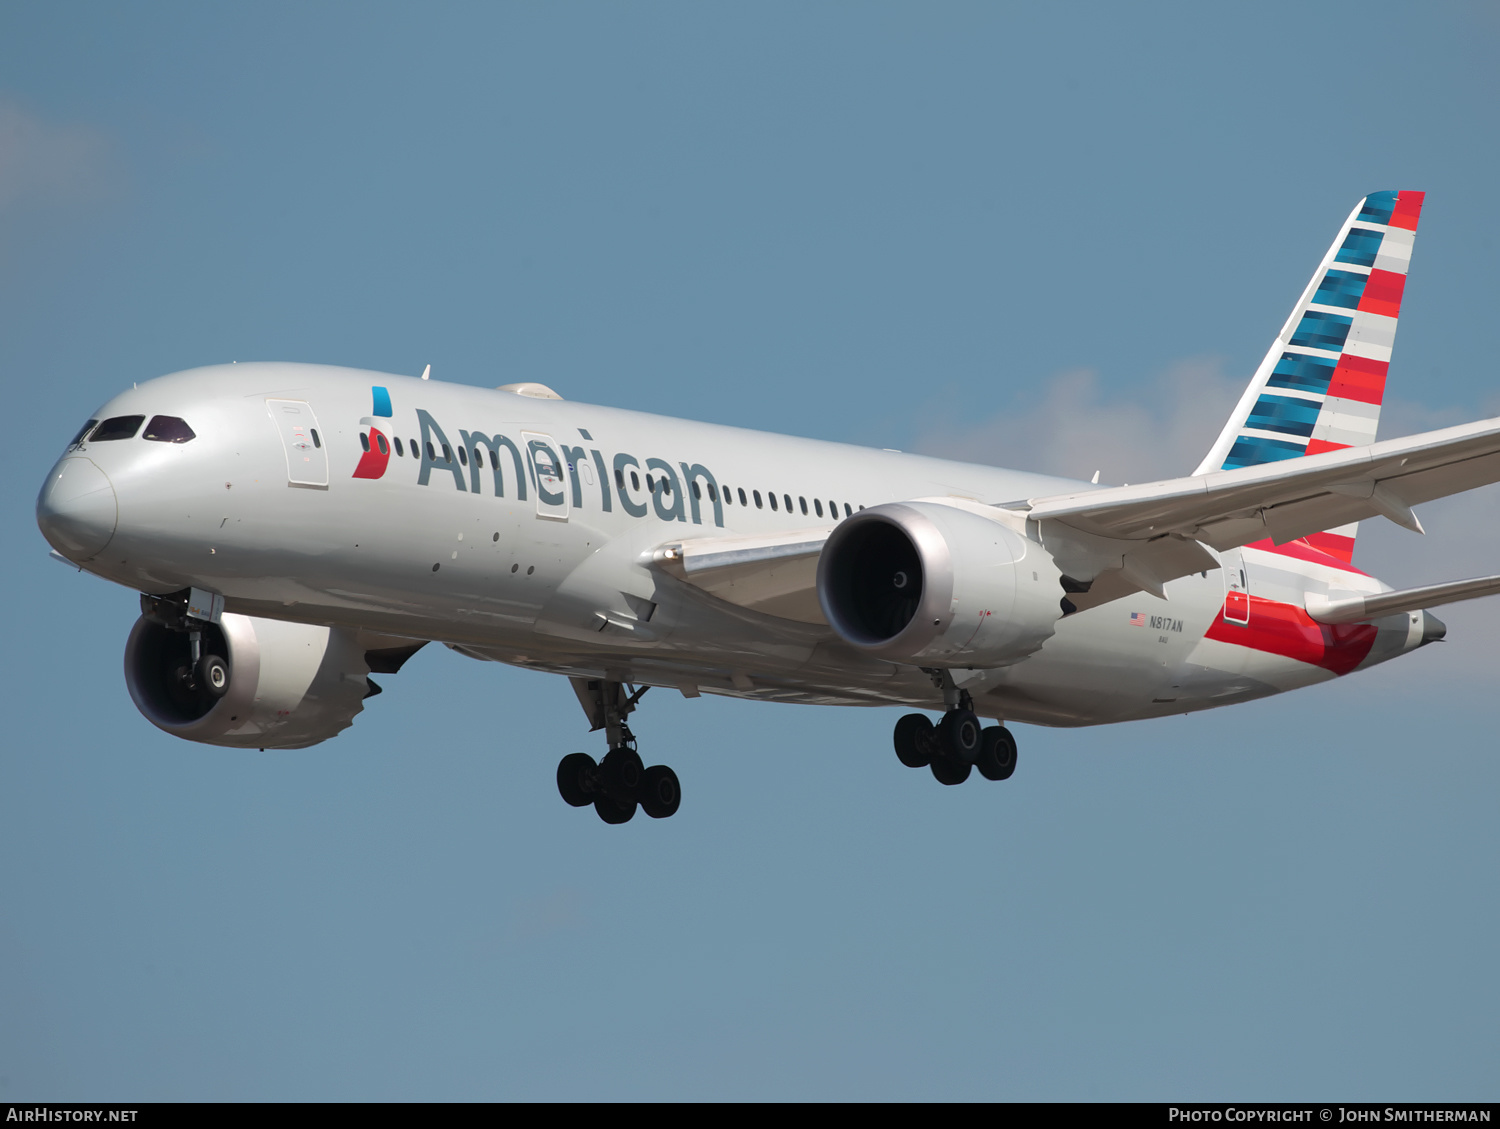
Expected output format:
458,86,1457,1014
1420,609,1447,646
37,456,118,560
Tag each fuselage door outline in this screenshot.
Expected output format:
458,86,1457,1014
523,431,569,522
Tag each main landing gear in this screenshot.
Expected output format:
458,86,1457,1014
557,679,682,824
893,671,1017,786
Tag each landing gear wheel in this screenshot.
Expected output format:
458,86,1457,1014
557,752,597,807
939,708,983,763
195,654,230,699
893,713,936,768
594,795,637,824
930,755,972,786
640,765,681,819
976,726,1017,781
600,747,644,798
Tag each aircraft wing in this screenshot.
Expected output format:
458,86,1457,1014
1018,415,1500,552
647,527,833,624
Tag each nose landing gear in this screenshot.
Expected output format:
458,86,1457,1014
557,679,682,823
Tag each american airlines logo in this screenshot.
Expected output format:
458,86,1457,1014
352,386,394,480
351,385,729,529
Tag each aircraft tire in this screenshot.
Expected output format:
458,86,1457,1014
930,755,972,786
595,795,637,824
939,708,983,763
195,654,231,699
893,713,935,768
600,747,645,798
557,752,597,807
640,765,681,819
975,726,1017,781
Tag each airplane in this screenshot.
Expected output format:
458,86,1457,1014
35,190,1500,824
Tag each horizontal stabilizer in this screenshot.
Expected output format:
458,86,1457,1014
1304,573,1500,624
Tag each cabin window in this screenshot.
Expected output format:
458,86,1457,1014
844,503,852,517
360,432,370,452
707,483,717,502
631,471,640,491
739,488,748,507
490,450,498,470
90,415,145,442
799,496,808,515
769,492,778,511
814,499,823,517
615,468,624,489
395,438,404,457
458,446,468,466
693,481,702,501
311,429,321,448
426,441,436,461
376,434,388,455
783,494,792,512
143,415,196,444
442,444,452,463
646,474,655,493
753,490,763,509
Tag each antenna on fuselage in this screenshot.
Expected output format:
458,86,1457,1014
421,364,431,380
1091,470,1100,484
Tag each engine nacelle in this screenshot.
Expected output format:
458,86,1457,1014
124,612,373,749
817,501,1063,668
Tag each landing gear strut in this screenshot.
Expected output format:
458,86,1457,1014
891,670,1018,786
557,679,682,823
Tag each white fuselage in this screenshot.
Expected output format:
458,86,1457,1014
39,363,1432,728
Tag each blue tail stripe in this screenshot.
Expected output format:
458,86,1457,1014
1246,395,1322,436
1268,353,1336,394
1223,435,1306,469
1357,190,1397,225
1313,269,1369,309
1334,227,1383,267
1288,310,1353,352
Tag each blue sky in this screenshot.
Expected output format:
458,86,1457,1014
3,2,1498,1100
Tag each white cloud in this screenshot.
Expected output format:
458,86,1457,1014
0,97,112,211
912,356,1244,486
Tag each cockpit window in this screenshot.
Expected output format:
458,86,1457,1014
68,420,98,448
90,415,145,442
143,415,196,443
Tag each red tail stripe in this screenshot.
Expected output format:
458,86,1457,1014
1204,594,1377,675
1387,190,1425,232
1245,536,1367,575
1356,268,1406,318
1326,353,1388,405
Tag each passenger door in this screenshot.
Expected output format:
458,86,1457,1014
523,431,569,521
266,399,329,487
1222,548,1250,625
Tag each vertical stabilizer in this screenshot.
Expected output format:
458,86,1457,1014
1194,190,1424,561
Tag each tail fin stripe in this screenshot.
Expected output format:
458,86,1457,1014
1327,355,1388,404
1335,228,1384,267
1358,191,1399,224
1288,310,1353,352
1356,269,1406,317
1269,353,1337,393
1315,269,1372,308
1247,396,1321,435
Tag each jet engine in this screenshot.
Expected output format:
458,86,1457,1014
124,611,377,749
817,501,1064,668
